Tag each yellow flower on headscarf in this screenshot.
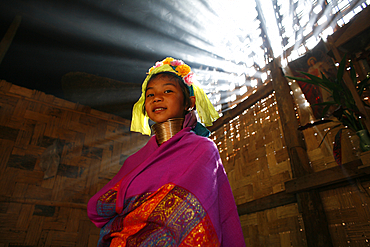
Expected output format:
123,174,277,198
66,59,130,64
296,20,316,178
175,64,191,77
162,57,174,65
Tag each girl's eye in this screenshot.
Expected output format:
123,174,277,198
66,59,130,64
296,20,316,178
146,93,154,98
164,90,173,93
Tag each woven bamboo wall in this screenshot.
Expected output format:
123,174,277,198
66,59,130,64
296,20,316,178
302,120,361,171
210,81,369,245
210,92,310,245
240,203,307,246
320,180,370,246
286,77,363,172
211,92,292,205
0,80,149,247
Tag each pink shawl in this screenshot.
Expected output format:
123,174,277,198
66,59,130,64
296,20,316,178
87,113,245,246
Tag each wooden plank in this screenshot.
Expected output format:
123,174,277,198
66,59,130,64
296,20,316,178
359,150,370,169
285,159,365,193
358,163,370,174
298,190,333,246
334,7,370,48
237,191,297,215
271,60,312,177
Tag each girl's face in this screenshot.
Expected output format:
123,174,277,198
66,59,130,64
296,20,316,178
144,74,187,123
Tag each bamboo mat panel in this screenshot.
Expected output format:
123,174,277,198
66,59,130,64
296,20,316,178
320,180,370,247
302,119,361,172
0,80,150,247
210,92,293,205
240,202,307,247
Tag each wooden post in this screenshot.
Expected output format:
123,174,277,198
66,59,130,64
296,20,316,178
271,58,333,247
0,15,22,65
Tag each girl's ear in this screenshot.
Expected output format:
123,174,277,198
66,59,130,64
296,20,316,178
187,96,196,110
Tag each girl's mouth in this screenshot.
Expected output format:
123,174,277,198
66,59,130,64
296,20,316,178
153,107,166,112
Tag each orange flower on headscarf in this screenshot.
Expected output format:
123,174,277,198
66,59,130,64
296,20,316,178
175,64,191,77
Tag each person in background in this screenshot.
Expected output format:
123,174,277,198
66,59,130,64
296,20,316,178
88,57,245,246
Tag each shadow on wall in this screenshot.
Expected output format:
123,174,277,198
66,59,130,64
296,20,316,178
62,72,142,120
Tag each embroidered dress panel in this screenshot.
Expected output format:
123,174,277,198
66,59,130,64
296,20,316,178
97,183,219,247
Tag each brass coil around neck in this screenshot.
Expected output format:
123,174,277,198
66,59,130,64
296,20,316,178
151,118,184,145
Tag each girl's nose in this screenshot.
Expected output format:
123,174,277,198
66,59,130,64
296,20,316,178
153,94,163,102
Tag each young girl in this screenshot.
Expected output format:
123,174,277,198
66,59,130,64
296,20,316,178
87,57,245,246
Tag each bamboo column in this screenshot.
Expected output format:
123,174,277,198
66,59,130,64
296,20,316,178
271,58,333,247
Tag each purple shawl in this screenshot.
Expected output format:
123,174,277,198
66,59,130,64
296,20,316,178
87,113,245,246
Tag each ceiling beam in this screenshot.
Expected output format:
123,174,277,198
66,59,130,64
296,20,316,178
0,15,21,65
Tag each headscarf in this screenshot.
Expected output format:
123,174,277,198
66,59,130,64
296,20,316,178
131,57,219,136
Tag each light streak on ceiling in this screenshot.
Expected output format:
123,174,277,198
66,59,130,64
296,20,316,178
0,0,368,115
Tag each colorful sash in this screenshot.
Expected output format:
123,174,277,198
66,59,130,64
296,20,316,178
96,182,219,246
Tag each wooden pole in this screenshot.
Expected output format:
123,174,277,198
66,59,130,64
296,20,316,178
271,58,333,247
271,59,312,177
0,15,22,65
